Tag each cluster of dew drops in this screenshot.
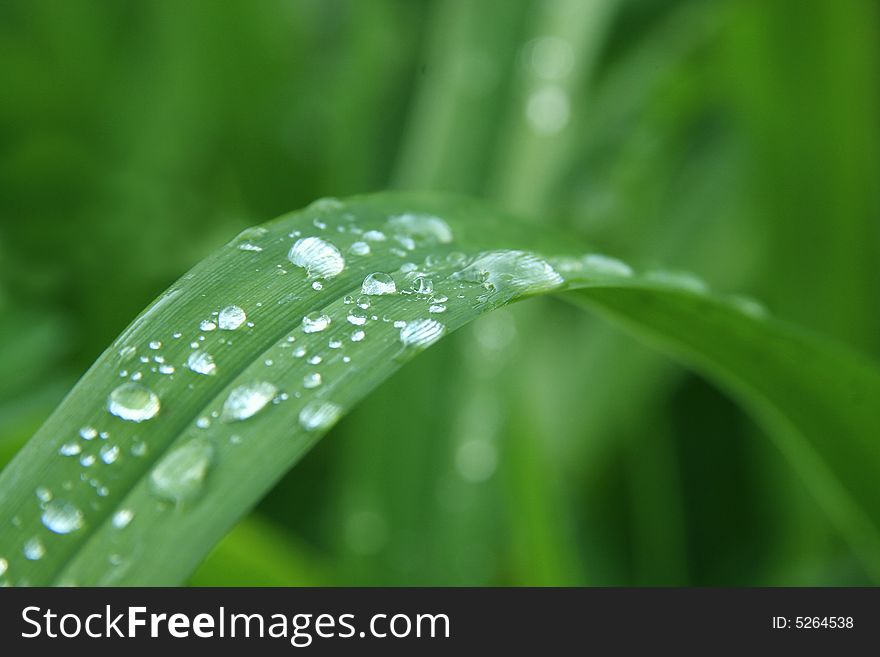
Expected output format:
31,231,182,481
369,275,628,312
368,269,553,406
6,195,731,585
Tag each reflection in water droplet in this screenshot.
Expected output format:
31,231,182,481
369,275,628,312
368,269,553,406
222,381,278,421
349,241,371,256
347,310,367,326
452,250,563,304
298,401,342,431
149,439,214,505
186,350,217,376
59,442,81,457
302,313,331,333
218,305,247,330
288,237,345,279
399,319,446,349
80,427,98,441
107,383,160,422
361,272,396,295
100,444,120,464
24,537,45,561
41,501,85,534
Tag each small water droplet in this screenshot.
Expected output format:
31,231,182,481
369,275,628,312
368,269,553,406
218,305,247,330
36,486,52,503
24,537,45,561
412,277,434,295
362,230,386,242
351,329,366,342
80,427,97,441
400,319,446,349
356,295,371,309
186,350,217,376
302,313,331,333
347,310,367,326
107,383,160,423
343,295,354,304
100,444,120,464
148,340,162,350
196,416,211,429
112,509,134,529
386,213,454,244
41,500,85,535
298,401,342,431
328,338,342,349
149,439,214,505
288,236,345,279
158,364,175,375
80,454,96,467
393,320,407,328
361,272,396,295
222,381,278,421
0,558,7,576
238,242,263,252
293,346,307,358
428,304,446,314
303,372,322,389
200,319,217,332
119,346,136,361
59,442,81,457
311,281,324,291
349,241,371,256
307,355,322,365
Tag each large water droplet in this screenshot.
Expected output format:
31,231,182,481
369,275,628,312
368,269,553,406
24,537,45,561
302,312,331,334
222,381,278,421
107,383,160,423
149,439,214,505
288,237,345,279
186,350,217,376
41,501,84,535
298,401,342,431
386,213,454,244
361,272,396,295
452,250,562,304
399,319,446,349
218,305,247,330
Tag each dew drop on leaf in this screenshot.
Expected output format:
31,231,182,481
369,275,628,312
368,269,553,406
218,305,247,330
399,319,446,349
149,439,214,505
41,501,84,535
23,537,45,561
302,313,331,333
186,350,217,376
107,383,160,423
288,237,345,279
298,401,342,431
221,381,278,421
361,272,396,296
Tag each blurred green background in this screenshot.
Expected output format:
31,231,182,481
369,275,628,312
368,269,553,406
1,0,878,585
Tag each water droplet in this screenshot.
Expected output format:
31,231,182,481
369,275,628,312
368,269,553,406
149,439,214,505
41,501,84,535
396,235,416,250
412,276,434,295
363,230,386,242
303,372,322,389
645,269,708,294
158,364,175,375
386,213,454,244
200,319,217,332
36,486,52,503
293,346,307,358
347,310,367,326
196,416,211,429
112,509,134,529
356,295,371,309
582,254,633,278
24,537,45,561
107,383,160,423
298,401,342,431
0,558,7,576
59,442,81,457
80,454,96,467
307,356,322,365
186,350,217,376
80,427,98,441
302,313,332,334
399,319,446,349
222,381,278,421
131,441,148,457
429,304,446,314
349,241,371,256
100,444,120,464
238,242,263,252
351,329,366,342
452,250,563,304
328,338,342,349
288,237,345,279
311,281,324,291
218,305,247,330
393,320,407,328
231,226,268,248
361,272,396,295
118,345,137,361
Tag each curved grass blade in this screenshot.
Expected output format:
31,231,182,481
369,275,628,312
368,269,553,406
0,193,877,585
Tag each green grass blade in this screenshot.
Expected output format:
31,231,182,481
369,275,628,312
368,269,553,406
0,192,877,586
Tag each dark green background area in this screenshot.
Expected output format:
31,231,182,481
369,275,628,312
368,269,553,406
0,0,877,585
